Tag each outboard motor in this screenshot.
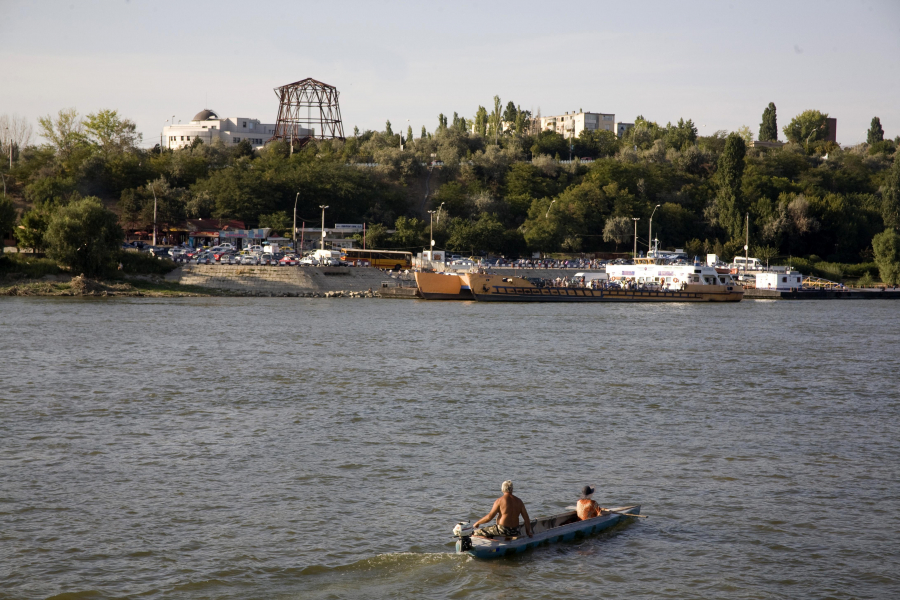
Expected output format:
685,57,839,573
453,521,474,552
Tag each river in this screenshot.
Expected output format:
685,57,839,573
1,297,898,599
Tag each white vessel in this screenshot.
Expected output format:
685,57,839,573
606,257,740,291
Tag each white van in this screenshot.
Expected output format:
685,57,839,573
573,272,608,283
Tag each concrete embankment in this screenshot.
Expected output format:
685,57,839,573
165,264,407,295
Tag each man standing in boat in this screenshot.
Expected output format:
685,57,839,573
576,485,609,520
472,480,533,538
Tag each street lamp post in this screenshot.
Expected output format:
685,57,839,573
319,205,329,251
437,202,445,224
151,183,158,247
545,199,557,218
648,204,661,258
427,210,436,261
632,218,640,259
293,192,300,253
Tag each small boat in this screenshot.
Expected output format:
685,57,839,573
453,505,642,559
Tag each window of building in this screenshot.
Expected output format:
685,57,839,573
234,137,241,143
180,136,184,141
242,121,247,128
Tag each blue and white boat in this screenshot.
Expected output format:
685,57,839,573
453,505,642,559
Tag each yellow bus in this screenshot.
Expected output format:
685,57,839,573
340,249,413,270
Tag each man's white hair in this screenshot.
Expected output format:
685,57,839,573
502,480,513,493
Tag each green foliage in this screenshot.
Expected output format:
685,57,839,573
872,228,900,285
783,110,828,145
391,216,425,249
45,197,123,276
715,133,748,239
350,223,389,249
882,156,900,229
258,211,291,236
14,207,52,252
751,245,779,266
38,108,86,160
0,253,61,277
385,120,393,137
602,215,633,251
83,109,141,153
867,117,884,145
759,102,778,142
118,250,177,275
0,193,16,240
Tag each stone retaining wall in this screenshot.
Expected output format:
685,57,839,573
166,265,403,294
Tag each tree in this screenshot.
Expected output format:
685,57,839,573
752,244,778,268
421,125,427,139
602,216,632,251
385,120,393,137
502,101,518,125
391,216,425,249
45,197,123,276
406,125,414,146
474,106,488,137
83,109,141,153
351,223,389,249
0,114,34,160
14,207,52,252
715,133,748,239
258,211,291,235
735,125,753,145
867,117,885,145
38,108,85,160
759,102,778,142
883,155,900,229
783,109,828,145
0,194,16,241
872,228,900,285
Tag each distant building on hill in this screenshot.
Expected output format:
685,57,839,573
539,111,616,139
161,109,312,150
824,118,837,143
615,121,634,138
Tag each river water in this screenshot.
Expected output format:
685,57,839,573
1,297,898,599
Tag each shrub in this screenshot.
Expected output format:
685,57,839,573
45,197,123,277
0,253,62,278
118,250,178,275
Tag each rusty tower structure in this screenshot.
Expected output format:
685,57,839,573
270,78,345,148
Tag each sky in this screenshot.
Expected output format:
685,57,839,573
2,0,899,147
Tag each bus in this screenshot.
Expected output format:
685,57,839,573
340,249,413,270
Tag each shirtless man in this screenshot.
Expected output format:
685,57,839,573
472,480,533,538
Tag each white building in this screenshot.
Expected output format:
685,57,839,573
615,122,634,138
161,109,312,150
539,111,615,139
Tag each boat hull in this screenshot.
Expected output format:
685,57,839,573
466,274,743,302
458,505,641,559
414,272,474,300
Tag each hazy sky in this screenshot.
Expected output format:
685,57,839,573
2,0,899,147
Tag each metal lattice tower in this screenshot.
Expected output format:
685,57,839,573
270,78,344,147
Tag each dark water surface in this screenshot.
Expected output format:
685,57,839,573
1,297,899,599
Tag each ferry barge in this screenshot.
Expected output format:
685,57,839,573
466,258,743,302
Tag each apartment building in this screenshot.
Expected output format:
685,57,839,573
539,111,615,139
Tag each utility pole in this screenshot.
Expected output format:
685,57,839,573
319,205,329,251
632,218,640,259
293,192,299,253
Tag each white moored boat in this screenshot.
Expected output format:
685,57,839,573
453,505,642,559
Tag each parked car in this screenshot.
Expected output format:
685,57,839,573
299,256,319,266
279,256,298,266
239,254,258,265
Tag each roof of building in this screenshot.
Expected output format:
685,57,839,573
186,218,246,231
192,109,219,122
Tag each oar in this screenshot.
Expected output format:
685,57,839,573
564,506,649,518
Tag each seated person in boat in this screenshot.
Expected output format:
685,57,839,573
472,480,533,538
576,485,609,520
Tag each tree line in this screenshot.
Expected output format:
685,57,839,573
1,102,899,283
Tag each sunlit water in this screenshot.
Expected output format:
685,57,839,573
1,297,899,599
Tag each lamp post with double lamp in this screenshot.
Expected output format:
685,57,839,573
648,204,661,258
293,192,300,253
632,217,640,259
319,205,329,251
